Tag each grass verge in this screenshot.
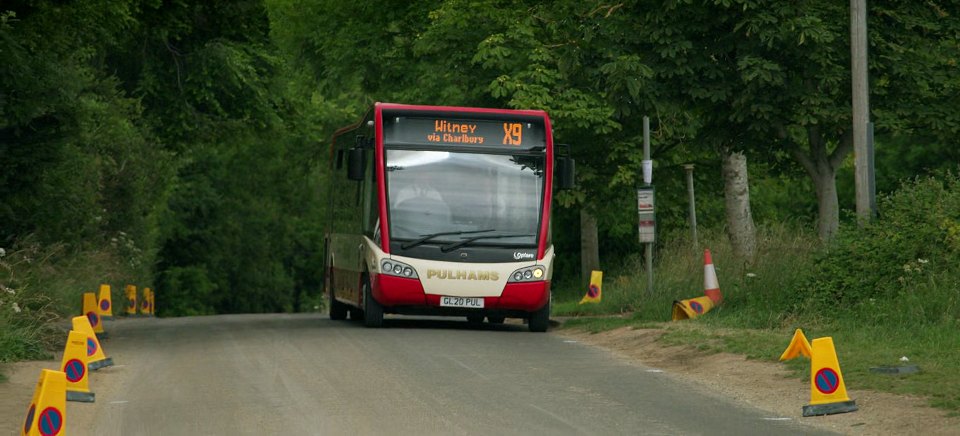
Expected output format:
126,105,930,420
553,221,960,415
0,236,149,379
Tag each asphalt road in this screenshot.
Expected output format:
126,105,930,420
55,314,833,435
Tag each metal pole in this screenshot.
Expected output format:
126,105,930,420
683,164,698,248
851,0,874,223
867,121,877,214
643,116,653,295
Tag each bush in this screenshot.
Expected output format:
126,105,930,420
801,173,960,322
554,222,822,328
157,266,218,317
0,243,62,365
0,235,150,379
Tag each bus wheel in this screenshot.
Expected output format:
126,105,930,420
487,316,505,324
528,300,550,332
362,277,383,328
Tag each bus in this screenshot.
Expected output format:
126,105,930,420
324,103,574,332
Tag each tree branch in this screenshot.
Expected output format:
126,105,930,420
789,145,817,178
829,129,854,172
807,125,825,163
165,38,183,92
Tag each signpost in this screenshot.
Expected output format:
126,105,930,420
637,188,655,244
640,116,654,295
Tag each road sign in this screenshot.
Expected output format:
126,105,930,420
38,407,62,436
64,359,85,383
637,187,655,243
86,338,97,357
690,300,704,314
24,404,35,434
814,368,840,394
86,312,98,328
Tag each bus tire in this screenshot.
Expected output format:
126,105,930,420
487,316,505,324
528,300,550,332
362,277,383,328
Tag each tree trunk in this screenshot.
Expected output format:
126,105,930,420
812,169,840,240
722,149,757,261
788,126,853,241
580,209,600,288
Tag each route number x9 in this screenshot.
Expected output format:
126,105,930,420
503,123,523,145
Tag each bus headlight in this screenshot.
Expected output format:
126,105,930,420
381,259,419,278
508,266,545,283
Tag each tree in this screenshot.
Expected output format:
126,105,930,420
100,0,329,314
417,1,663,282
0,2,168,253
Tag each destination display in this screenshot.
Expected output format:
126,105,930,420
382,116,546,149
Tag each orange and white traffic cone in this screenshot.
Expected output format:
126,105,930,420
703,248,722,304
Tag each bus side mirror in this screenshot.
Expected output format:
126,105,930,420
347,147,365,181
557,156,575,190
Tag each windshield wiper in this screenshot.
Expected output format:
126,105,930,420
400,229,495,250
440,234,534,253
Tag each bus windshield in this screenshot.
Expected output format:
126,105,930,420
386,149,544,247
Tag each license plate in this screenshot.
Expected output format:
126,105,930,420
440,296,484,308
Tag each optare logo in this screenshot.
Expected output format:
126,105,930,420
513,252,535,260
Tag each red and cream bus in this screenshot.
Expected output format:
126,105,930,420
324,103,573,332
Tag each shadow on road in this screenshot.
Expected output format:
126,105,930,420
335,315,531,333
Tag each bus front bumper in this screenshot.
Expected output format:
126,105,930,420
371,274,549,313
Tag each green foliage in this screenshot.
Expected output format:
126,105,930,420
0,256,58,363
558,174,960,411
132,1,331,316
1,3,164,247
2,0,332,323
802,173,960,320
158,266,217,316
558,172,960,328
554,223,822,325
0,236,151,371
2,0,960,373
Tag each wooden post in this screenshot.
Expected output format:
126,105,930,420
683,164,698,248
851,0,874,223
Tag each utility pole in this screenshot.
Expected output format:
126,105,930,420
683,164,698,248
851,0,875,223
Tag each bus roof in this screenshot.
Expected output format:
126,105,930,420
376,102,549,118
